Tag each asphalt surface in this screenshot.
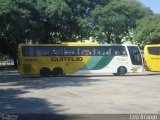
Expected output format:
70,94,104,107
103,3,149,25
0,70,160,119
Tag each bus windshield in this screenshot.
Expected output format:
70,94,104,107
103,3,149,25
148,47,160,55
127,46,142,65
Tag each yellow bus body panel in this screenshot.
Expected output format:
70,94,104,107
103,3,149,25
144,44,160,71
18,42,98,75
18,56,92,75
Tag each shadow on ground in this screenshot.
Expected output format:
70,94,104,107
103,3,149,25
0,71,104,120
0,88,83,120
0,89,94,120
0,71,104,90
1,70,160,120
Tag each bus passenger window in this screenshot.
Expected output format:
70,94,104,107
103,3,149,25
111,46,127,56
106,51,109,55
64,51,75,55
95,47,104,56
97,51,101,55
63,47,78,56
115,51,119,55
50,47,63,56
43,47,50,56
51,50,58,55
81,50,91,55
35,47,43,56
79,47,94,56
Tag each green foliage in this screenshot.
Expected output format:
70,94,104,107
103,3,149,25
44,0,110,42
134,14,160,46
0,0,158,67
91,0,152,43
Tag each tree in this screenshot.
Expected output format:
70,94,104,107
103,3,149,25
44,0,110,42
0,0,48,67
0,0,22,67
0,0,156,68
134,14,160,46
91,0,152,43
0,0,110,67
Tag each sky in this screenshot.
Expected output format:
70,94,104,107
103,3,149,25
139,0,160,13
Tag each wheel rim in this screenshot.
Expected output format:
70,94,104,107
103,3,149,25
40,68,50,77
55,70,61,75
118,67,126,76
53,68,63,76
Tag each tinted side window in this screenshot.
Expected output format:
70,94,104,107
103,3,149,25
111,46,127,56
35,46,63,56
35,47,50,56
22,46,28,56
79,47,95,56
22,46,64,56
148,47,160,55
22,46,35,56
64,47,78,56
95,46,111,56
50,46,63,56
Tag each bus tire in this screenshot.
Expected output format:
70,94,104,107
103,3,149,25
52,67,63,77
40,67,51,77
117,66,127,76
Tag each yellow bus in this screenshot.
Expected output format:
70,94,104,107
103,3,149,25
18,42,143,77
144,44,160,71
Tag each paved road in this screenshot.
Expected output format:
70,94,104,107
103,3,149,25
0,70,160,115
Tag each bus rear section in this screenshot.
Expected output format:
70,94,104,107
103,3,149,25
144,44,160,72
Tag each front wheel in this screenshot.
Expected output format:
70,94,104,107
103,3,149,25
117,66,127,76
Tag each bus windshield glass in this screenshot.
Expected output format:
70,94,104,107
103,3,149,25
127,46,142,65
148,47,160,55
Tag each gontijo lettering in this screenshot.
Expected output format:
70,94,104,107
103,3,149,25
51,57,83,61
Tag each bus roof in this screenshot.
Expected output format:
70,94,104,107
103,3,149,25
144,44,160,47
18,42,138,47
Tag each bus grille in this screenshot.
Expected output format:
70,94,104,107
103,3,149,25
23,64,31,73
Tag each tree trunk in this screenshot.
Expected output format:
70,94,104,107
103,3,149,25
14,58,18,68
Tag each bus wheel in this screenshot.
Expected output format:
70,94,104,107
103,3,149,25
40,67,51,77
52,67,63,77
117,66,127,76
